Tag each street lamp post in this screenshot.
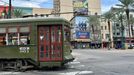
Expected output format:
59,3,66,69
8,0,12,18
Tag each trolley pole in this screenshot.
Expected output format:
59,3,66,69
8,0,12,18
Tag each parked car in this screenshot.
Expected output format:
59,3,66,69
128,44,134,49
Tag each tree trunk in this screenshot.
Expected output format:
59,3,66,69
126,9,132,48
120,15,125,49
108,20,111,49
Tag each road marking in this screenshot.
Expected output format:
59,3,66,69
78,71,94,75
0,72,21,75
69,61,80,64
59,71,79,75
59,71,94,75
78,65,85,67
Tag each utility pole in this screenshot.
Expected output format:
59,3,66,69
8,0,11,18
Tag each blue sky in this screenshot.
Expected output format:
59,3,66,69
101,0,120,13
0,0,120,13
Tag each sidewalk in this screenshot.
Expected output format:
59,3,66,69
73,48,134,50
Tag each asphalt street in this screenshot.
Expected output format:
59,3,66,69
72,49,134,75
1,49,134,75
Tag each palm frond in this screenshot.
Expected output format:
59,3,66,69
13,9,23,18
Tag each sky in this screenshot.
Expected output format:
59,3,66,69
101,0,120,13
0,0,120,13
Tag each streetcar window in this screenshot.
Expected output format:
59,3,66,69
0,28,6,33
20,33,30,45
58,27,61,43
0,28,6,46
64,30,70,42
20,27,30,32
0,34,6,46
51,27,55,42
8,27,17,33
0,26,30,46
8,33,18,45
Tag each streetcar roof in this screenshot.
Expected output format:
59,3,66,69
0,17,70,24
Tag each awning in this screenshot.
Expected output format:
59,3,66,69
74,39,91,42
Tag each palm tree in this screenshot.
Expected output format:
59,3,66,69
118,0,134,48
13,9,23,18
130,14,134,37
88,15,101,48
102,10,114,49
111,7,126,49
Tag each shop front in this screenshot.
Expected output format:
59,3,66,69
71,39,91,49
113,37,125,49
90,41,102,49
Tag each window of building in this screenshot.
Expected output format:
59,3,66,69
106,34,109,39
116,24,119,27
102,34,103,39
101,26,103,30
113,33,115,35
95,12,98,15
117,33,120,35
105,26,107,30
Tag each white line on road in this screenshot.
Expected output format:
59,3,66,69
59,71,79,75
78,71,94,75
69,61,80,64
59,71,94,75
0,72,21,75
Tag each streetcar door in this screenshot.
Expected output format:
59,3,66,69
50,26,62,61
38,26,62,62
38,26,51,61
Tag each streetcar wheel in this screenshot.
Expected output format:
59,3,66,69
15,60,22,71
0,61,3,70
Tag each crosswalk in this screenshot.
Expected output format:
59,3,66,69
59,58,94,75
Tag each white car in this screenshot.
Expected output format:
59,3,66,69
128,44,134,49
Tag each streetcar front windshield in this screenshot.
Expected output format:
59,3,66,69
64,26,71,43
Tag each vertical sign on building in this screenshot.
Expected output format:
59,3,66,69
75,16,90,39
73,0,88,15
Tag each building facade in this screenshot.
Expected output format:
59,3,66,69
101,21,113,48
53,0,74,21
0,5,53,18
112,10,134,49
32,8,53,15
53,0,101,20
88,0,101,15
53,0,101,48
0,6,12,19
